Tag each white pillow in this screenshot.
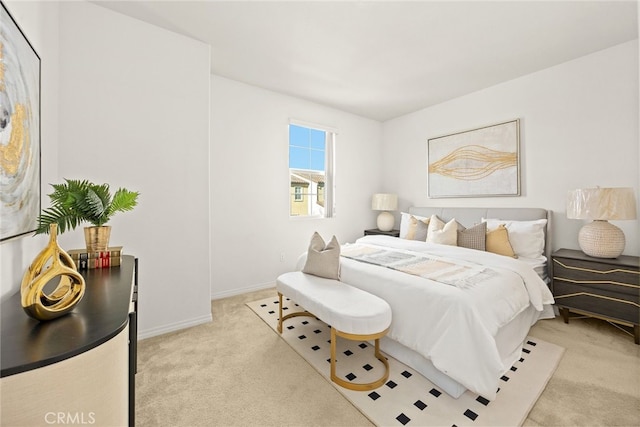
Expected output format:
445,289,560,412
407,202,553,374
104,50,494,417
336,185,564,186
426,215,458,246
483,218,547,259
399,212,430,240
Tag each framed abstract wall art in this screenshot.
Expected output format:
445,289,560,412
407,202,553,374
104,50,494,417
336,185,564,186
0,1,41,241
427,119,520,198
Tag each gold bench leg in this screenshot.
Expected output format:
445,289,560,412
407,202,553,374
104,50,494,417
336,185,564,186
330,327,390,391
278,293,390,391
277,292,315,334
278,292,283,333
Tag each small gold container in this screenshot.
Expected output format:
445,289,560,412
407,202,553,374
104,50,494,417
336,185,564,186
21,224,86,321
84,225,111,252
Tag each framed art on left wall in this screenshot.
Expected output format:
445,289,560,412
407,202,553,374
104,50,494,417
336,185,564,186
0,1,41,241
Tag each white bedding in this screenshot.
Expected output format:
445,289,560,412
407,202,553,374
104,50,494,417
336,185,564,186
331,235,554,400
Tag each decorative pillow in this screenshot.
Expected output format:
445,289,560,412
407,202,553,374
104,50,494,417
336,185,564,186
302,232,340,279
426,215,458,246
483,218,547,259
399,212,430,240
457,222,487,251
485,225,516,257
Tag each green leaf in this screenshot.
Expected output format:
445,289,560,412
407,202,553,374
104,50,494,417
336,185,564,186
34,178,140,235
37,205,79,234
85,188,108,226
109,188,139,215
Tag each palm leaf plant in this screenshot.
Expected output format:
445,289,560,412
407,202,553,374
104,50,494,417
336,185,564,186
36,179,140,235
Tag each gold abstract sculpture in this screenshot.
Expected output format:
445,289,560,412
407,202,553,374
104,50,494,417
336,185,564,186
21,224,86,321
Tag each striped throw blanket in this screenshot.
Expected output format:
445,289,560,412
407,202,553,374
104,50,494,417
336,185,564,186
341,244,497,288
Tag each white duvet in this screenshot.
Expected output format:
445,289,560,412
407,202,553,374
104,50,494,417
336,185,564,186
309,235,555,400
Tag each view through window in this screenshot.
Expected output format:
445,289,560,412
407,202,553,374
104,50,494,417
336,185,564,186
289,123,335,217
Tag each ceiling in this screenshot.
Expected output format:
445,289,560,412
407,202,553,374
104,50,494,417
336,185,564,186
93,1,638,122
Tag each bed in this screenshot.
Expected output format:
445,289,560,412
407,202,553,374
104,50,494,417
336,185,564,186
300,207,555,400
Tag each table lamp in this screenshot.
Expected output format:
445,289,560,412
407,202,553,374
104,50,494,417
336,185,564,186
372,193,398,232
566,187,637,258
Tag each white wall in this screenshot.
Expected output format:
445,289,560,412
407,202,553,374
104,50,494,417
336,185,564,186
1,1,59,299
210,75,382,299
57,2,212,338
382,40,639,256
3,2,636,340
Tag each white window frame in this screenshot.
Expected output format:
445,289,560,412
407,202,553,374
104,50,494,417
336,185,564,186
288,119,336,219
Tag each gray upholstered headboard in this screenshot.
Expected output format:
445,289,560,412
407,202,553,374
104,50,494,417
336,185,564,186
408,207,553,277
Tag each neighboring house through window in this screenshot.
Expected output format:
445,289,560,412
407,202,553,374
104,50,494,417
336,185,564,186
288,121,335,217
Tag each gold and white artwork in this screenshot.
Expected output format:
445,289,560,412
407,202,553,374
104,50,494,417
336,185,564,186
428,120,520,198
0,3,41,241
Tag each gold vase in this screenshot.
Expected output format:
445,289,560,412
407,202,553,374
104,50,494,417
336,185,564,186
21,224,86,321
84,225,111,252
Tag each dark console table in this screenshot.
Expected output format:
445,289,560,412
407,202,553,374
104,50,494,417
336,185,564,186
1,255,138,426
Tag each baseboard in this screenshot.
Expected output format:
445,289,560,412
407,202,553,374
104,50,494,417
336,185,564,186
211,281,275,300
137,313,213,340
138,282,275,340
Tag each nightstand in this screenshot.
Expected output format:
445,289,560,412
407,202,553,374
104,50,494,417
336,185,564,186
364,229,400,237
551,249,639,344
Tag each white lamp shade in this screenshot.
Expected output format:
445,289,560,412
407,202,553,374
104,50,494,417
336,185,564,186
567,187,637,220
371,194,398,211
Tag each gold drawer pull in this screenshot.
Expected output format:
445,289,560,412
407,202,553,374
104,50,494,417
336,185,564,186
554,277,639,289
553,259,639,276
555,291,640,308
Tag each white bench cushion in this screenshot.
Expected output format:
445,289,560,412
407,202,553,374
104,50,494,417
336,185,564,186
276,271,392,336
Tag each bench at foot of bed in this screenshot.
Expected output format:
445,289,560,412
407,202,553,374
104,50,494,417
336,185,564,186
276,271,392,391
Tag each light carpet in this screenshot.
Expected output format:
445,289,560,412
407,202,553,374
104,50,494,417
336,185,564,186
247,295,564,427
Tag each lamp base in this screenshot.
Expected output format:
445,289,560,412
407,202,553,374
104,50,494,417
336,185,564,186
376,211,395,232
578,220,625,258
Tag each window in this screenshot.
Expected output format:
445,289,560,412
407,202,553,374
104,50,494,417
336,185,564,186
289,122,335,218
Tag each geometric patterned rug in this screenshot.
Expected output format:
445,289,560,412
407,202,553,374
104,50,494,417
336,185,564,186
247,295,565,427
